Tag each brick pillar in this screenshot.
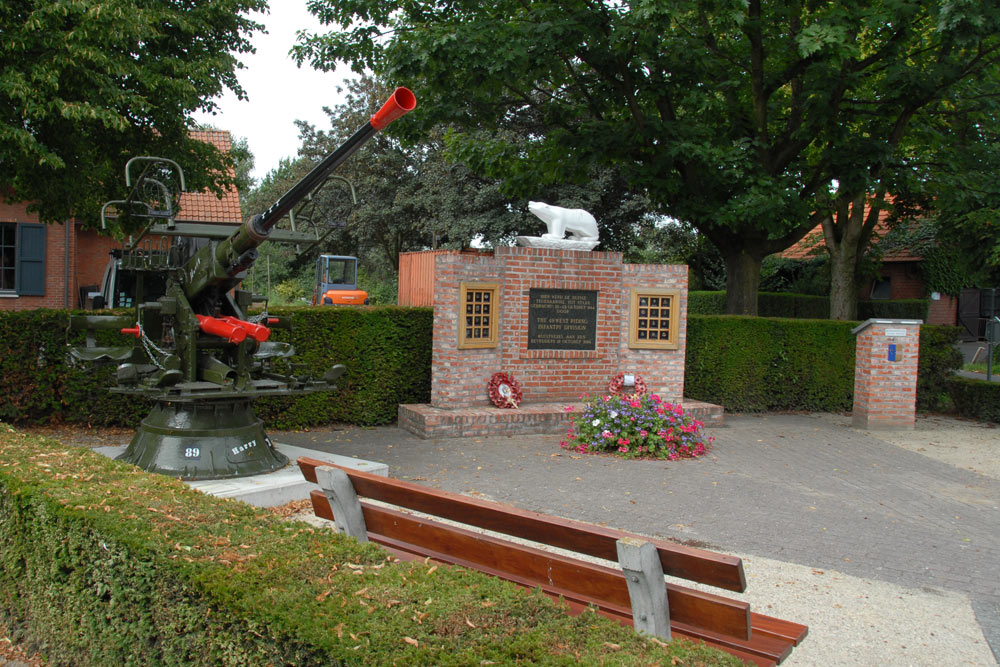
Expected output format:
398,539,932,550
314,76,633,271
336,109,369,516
851,319,922,430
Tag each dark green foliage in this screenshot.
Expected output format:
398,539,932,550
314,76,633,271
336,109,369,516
0,307,432,429
857,300,929,321
689,292,928,321
0,309,149,425
758,293,831,319
1,0,266,229
256,306,433,428
687,292,729,315
684,315,856,413
946,377,1000,423
1,430,738,665
916,326,964,412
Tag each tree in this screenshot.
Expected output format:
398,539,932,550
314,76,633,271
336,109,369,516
294,0,1000,315
248,75,655,278
1,0,265,230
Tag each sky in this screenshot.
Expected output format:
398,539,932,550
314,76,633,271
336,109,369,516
192,2,351,182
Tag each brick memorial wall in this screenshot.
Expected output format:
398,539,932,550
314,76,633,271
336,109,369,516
398,247,716,438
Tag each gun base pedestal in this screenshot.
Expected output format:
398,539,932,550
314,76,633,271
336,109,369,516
116,398,288,480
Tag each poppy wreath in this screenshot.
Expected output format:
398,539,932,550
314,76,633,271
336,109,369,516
487,372,522,409
608,372,647,397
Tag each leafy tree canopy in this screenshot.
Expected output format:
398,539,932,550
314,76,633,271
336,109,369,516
245,75,656,285
294,0,1000,314
1,0,265,229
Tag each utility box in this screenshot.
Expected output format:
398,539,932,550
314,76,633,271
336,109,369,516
851,319,922,430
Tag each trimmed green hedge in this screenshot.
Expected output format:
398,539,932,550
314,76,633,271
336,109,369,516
0,308,972,426
255,306,433,429
946,376,1000,423
857,299,930,321
917,326,964,412
684,318,962,414
689,291,929,320
684,315,856,412
0,307,432,429
0,428,735,665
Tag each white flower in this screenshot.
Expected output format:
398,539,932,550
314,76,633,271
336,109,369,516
609,411,619,419
591,419,601,427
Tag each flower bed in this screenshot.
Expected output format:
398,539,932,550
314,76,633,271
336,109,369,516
562,394,713,460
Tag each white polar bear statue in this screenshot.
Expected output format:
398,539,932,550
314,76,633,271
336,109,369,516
528,201,599,242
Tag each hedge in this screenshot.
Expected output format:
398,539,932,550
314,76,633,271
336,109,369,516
0,307,433,429
0,308,970,426
684,315,856,412
688,291,929,320
946,376,1000,423
255,306,433,429
684,318,962,413
916,325,964,412
0,427,736,665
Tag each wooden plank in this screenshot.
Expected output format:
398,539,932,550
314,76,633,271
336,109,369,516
308,489,751,640
299,457,746,592
751,612,810,646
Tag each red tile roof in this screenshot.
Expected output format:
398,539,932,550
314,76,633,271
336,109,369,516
782,202,922,263
177,130,242,225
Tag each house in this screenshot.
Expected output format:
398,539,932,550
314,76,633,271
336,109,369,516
0,130,242,312
781,206,958,326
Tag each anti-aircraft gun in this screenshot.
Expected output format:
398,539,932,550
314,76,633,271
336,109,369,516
70,88,417,480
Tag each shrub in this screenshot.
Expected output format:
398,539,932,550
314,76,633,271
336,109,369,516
562,394,712,460
1,427,737,666
857,299,929,320
689,291,929,320
684,315,856,412
917,325,964,412
0,307,433,429
947,376,1000,423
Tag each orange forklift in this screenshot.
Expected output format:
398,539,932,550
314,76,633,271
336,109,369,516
313,254,369,305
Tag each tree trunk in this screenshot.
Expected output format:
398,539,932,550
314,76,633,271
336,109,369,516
824,192,885,321
723,250,763,316
828,242,860,320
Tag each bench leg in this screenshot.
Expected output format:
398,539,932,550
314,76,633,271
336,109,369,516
617,537,671,640
315,466,368,541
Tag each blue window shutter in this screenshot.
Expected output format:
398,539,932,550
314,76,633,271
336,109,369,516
16,223,46,296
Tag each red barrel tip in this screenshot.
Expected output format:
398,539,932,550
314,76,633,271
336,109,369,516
370,87,417,131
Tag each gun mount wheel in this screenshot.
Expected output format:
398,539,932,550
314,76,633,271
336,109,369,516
116,398,288,480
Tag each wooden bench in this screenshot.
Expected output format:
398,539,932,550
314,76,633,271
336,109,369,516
298,457,807,666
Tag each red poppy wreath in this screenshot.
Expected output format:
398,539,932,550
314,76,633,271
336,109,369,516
488,372,522,409
608,372,647,396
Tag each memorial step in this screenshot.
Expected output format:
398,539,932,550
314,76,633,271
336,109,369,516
398,399,723,439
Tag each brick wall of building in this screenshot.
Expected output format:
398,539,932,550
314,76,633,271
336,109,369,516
430,247,687,408
852,320,920,429
0,200,77,311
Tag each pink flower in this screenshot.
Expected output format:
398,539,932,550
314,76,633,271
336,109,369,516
639,429,648,438
618,446,628,453
656,408,665,415
563,405,574,412
629,400,641,408
602,430,613,439
617,438,630,446
650,394,661,404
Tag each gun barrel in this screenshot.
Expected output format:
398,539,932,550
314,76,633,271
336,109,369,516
184,88,416,301
243,87,417,247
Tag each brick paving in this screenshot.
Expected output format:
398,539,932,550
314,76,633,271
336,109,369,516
279,412,1000,661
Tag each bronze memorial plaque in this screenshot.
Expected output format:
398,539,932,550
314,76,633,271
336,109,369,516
527,288,598,350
